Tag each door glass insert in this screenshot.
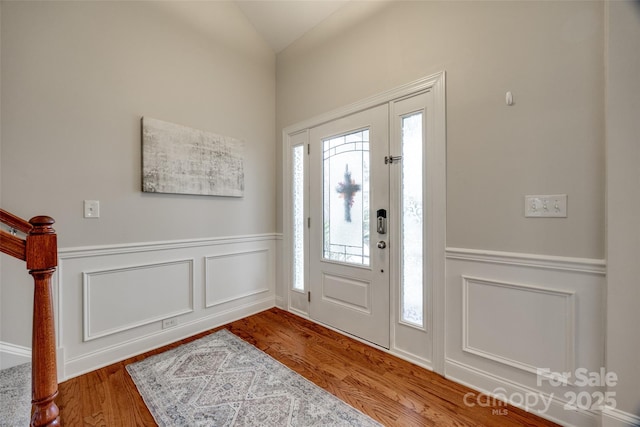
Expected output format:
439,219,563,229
322,129,370,266
401,112,424,327
292,144,305,291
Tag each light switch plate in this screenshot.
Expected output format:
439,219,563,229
83,200,100,218
525,194,567,218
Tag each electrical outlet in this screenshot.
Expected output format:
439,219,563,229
162,317,178,329
524,194,567,218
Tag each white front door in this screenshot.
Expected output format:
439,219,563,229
308,104,390,348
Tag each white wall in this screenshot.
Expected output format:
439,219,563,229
0,1,276,360
604,1,640,425
276,2,606,426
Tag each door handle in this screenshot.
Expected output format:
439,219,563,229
377,241,387,249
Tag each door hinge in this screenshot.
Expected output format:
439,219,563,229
307,144,310,155
307,217,311,228
308,291,311,302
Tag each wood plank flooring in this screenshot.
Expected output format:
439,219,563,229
57,308,559,426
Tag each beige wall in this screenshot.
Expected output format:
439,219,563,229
2,1,275,246
605,0,640,418
277,0,605,259
1,1,275,346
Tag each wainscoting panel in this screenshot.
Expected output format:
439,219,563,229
57,234,277,380
446,248,605,427
83,259,194,341
205,249,270,307
462,276,575,375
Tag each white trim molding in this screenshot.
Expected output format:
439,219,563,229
282,72,446,135
0,341,31,369
56,233,278,380
446,247,606,427
447,247,606,275
58,233,278,259
204,248,271,308
461,276,576,377
63,296,274,381
82,259,195,342
446,358,600,427
602,406,640,427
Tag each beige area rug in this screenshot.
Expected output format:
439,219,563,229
126,329,382,427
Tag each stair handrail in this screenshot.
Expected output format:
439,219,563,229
0,208,60,427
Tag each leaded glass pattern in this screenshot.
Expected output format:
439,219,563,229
292,145,304,291
401,113,424,327
322,129,370,266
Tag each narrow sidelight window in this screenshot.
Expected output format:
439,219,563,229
401,112,424,327
292,144,305,291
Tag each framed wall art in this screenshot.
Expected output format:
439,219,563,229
142,117,244,197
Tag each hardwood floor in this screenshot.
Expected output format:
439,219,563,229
57,308,559,426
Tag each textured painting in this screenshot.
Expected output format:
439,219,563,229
142,117,244,197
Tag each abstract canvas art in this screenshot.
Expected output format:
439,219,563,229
142,117,244,197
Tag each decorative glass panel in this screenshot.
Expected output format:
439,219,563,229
292,145,305,291
323,129,370,266
401,113,424,327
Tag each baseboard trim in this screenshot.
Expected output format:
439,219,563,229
602,406,640,427
61,297,275,381
275,295,286,309
446,247,606,275
0,341,31,369
391,346,433,372
445,358,600,427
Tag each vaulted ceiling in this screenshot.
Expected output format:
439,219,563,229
235,1,350,52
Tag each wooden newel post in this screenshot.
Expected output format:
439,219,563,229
26,216,60,427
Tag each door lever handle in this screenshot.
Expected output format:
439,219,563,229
377,241,387,249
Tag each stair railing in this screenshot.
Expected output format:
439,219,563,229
0,209,60,427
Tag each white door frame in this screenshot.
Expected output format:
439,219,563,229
282,71,446,373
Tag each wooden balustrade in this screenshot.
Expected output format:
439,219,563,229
1,209,60,427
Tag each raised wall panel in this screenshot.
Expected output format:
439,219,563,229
205,249,270,307
58,234,277,380
83,259,194,341
462,276,575,375
445,248,605,427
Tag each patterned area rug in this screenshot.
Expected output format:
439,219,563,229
0,362,31,427
126,329,381,427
